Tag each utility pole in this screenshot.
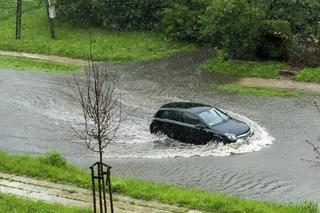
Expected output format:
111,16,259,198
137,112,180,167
16,0,22,39
44,0,56,39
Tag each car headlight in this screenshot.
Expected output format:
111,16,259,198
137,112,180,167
225,133,237,141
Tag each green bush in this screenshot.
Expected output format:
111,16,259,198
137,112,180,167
161,0,210,42
200,0,262,59
55,0,98,26
39,152,67,168
55,0,167,31
256,20,292,60
289,35,320,67
261,0,320,35
95,0,167,30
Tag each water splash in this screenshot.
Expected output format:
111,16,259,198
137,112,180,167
103,110,274,159
43,97,274,159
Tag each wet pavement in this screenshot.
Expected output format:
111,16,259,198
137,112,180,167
1,49,320,204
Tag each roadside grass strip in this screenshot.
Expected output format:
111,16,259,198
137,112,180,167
202,58,288,78
0,8,193,62
0,192,90,213
203,56,320,85
293,67,320,84
0,55,80,72
0,151,318,213
212,84,313,98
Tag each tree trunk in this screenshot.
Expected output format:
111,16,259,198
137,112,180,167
99,142,103,165
16,0,22,39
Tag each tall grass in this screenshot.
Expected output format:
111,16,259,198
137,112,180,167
293,67,320,84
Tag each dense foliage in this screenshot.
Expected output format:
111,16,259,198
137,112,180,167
161,0,210,42
256,20,292,60
55,0,97,26
55,0,320,66
201,0,262,59
289,35,320,67
55,0,167,30
261,0,320,35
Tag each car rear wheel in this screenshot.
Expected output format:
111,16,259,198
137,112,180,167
167,129,175,140
151,125,165,137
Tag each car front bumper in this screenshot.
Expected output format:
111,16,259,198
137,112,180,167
237,129,254,140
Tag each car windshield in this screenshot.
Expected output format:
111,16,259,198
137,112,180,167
198,108,229,126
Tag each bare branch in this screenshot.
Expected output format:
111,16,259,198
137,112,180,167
71,37,125,164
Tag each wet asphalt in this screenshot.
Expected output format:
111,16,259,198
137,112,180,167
1,50,320,204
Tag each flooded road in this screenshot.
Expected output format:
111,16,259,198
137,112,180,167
1,49,320,204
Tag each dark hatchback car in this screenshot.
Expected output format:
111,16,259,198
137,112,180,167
150,102,253,144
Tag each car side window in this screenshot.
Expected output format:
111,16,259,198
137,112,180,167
183,113,199,125
162,110,183,122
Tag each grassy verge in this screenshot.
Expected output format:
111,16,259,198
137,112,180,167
0,192,90,213
293,67,320,84
0,55,80,73
0,150,318,213
0,8,193,62
212,84,313,98
202,57,287,78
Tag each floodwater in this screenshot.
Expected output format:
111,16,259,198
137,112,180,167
1,49,320,204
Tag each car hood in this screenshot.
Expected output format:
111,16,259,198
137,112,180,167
209,118,250,136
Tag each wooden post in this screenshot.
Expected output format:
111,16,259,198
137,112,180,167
16,0,22,39
107,167,114,213
97,164,103,212
90,166,97,213
43,0,56,39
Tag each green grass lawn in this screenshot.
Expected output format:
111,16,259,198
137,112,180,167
202,57,288,78
0,8,193,62
203,56,320,84
0,55,80,72
212,84,312,98
0,150,317,213
293,67,320,84
0,192,90,213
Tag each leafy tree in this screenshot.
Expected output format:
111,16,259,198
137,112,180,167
201,0,263,59
161,0,210,42
253,0,320,35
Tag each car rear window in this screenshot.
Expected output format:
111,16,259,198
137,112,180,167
155,110,164,118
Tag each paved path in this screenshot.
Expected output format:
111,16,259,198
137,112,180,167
0,172,200,213
239,77,320,93
0,50,87,66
